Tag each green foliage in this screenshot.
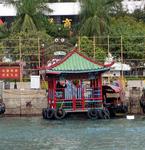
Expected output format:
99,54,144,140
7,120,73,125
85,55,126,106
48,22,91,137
5,0,52,32
2,31,53,61
45,22,70,38
109,0,127,17
79,0,114,36
80,36,106,61
0,24,10,39
11,14,38,32
131,8,145,23
109,16,145,60
95,47,106,61
79,0,128,37
49,0,76,2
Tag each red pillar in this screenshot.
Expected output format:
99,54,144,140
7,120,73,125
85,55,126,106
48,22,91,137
81,80,85,110
98,73,103,106
53,78,56,109
48,79,53,108
73,96,76,111
47,80,50,107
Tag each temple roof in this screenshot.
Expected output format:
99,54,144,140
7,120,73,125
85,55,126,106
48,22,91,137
44,48,111,74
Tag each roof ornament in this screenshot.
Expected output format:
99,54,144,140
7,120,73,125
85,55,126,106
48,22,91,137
104,52,114,66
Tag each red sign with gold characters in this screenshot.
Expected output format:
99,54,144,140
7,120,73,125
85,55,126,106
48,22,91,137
0,67,20,79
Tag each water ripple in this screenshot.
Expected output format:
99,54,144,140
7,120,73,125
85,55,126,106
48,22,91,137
0,117,145,150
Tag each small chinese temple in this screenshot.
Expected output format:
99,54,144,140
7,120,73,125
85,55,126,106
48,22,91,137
41,48,112,119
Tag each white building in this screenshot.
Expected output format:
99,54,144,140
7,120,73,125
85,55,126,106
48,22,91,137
122,0,145,13
0,0,145,17
0,2,80,17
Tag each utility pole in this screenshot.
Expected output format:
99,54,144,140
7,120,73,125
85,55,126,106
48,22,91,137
93,36,96,59
121,35,124,80
107,35,110,56
78,35,81,52
38,37,40,68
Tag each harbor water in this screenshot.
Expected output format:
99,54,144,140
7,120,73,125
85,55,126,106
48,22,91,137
0,116,145,150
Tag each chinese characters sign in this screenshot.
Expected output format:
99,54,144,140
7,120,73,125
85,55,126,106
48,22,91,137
0,67,20,79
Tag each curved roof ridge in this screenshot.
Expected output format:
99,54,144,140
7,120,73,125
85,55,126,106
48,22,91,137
75,50,114,67
46,48,77,70
46,48,113,70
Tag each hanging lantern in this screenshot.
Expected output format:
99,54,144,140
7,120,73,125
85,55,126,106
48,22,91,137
48,18,54,24
62,18,72,28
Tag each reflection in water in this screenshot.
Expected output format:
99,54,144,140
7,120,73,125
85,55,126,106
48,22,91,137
0,117,145,150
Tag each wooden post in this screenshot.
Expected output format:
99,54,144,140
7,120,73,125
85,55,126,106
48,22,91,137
107,35,110,56
19,37,22,116
78,36,81,52
93,36,96,59
107,35,111,84
19,37,22,82
121,35,123,78
38,37,41,68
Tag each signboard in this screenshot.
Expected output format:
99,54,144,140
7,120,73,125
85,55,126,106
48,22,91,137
30,75,40,89
0,67,20,79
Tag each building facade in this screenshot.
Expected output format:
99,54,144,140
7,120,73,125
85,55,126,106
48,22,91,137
0,0,145,25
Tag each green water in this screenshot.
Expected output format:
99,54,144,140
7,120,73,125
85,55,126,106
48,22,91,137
0,116,145,150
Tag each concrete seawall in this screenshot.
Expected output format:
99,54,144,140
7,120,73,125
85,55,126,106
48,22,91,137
121,80,144,114
2,82,47,116
2,80,145,115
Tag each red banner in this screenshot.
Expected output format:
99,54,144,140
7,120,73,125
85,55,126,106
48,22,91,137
0,67,20,79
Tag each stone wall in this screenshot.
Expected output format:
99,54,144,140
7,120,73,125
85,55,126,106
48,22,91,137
2,80,145,115
125,80,144,114
2,82,47,116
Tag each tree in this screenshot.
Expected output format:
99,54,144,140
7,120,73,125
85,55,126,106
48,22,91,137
132,8,145,23
49,0,76,2
109,16,145,61
79,0,127,36
109,0,128,17
79,0,118,36
45,22,70,38
79,36,106,62
0,31,52,61
4,0,52,32
0,23,10,39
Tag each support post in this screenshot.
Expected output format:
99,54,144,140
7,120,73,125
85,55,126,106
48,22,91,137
98,74,103,108
78,36,81,52
121,35,124,80
81,80,85,110
19,37,22,82
93,36,96,59
53,78,56,109
19,37,22,116
38,37,41,68
73,96,76,111
107,35,110,56
41,44,45,66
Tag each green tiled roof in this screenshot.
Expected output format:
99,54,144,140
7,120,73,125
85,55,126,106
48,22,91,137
47,50,109,73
